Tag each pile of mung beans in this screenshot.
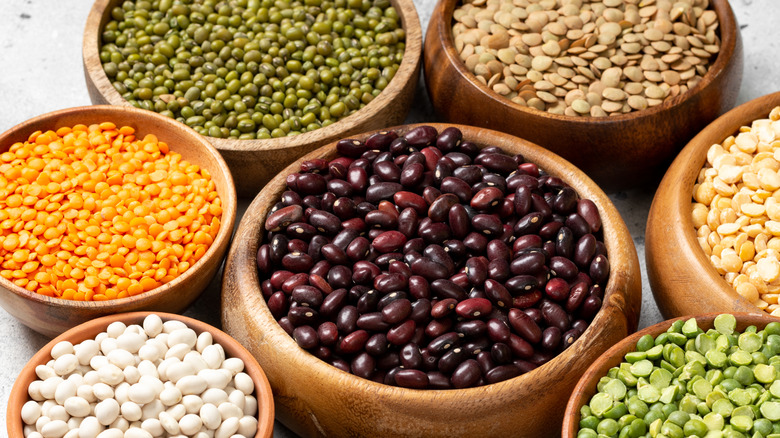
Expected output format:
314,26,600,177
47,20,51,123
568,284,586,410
452,0,720,117
0,123,222,301
693,106,780,316
256,125,610,389
578,314,780,438
21,314,259,438
99,0,405,139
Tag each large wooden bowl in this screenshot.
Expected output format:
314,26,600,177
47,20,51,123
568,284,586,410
424,0,743,190
7,311,275,438
221,123,642,437
83,0,423,198
562,312,778,437
646,92,780,319
0,106,237,338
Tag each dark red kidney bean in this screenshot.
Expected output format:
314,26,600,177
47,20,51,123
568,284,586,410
329,163,349,180
281,252,313,272
267,291,288,319
326,265,352,289
562,329,580,350
541,300,570,331
409,298,432,324
355,201,377,217
387,320,416,345
366,130,398,150
301,196,321,211
451,359,481,389
589,284,603,299
504,275,538,295
577,199,601,233
424,245,455,275
550,256,578,280
468,288,487,300
510,252,546,276
471,214,503,236
335,305,359,334
287,238,308,254
590,254,610,284
514,212,544,236
357,312,391,332
419,222,453,245
435,126,462,152
404,125,438,147
438,347,468,374
295,173,327,196
278,317,294,336
425,318,453,339
571,319,588,334
465,257,488,285
366,182,403,203
391,191,426,214
425,371,451,389
565,281,589,313
453,165,482,185
539,221,563,241
487,318,511,343
431,297,458,318
545,278,570,301
574,234,597,268
513,185,533,218
261,279,274,299
400,343,423,369
339,329,369,355
541,326,562,351
420,147,443,172
265,205,304,231
371,230,407,254
553,187,578,214
508,308,542,344
365,210,397,229
374,251,403,268
491,342,513,364
461,336,490,356
566,213,590,237
507,334,534,359
428,332,460,355
523,308,543,324
407,275,431,300
431,279,467,301
356,289,380,313
381,299,412,324
293,326,319,349
455,320,487,338
512,290,543,309
400,162,424,188
428,193,459,222
580,295,602,320
484,279,512,308
506,173,537,190
485,239,510,261
269,234,289,264
595,241,607,257
388,261,412,279
482,173,507,192
341,218,367,233
394,369,429,389
478,153,518,175
365,333,389,357
322,192,338,213
352,261,380,284
281,190,303,206
463,232,488,254
257,244,272,274
350,352,376,380
488,259,511,282
443,240,467,261
308,210,341,235
445,152,472,168
373,160,401,183
456,297,492,319
497,197,515,218
281,272,308,294
485,364,521,384
421,186,442,205
320,243,348,266
440,176,472,203
317,322,339,346
433,157,456,184
377,291,407,310
512,359,537,375
330,358,350,373
286,174,300,192
458,140,478,157
530,194,552,220
448,204,471,239
287,306,319,327
345,237,370,261
410,257,448,282
476,350,495,374
555,227,574,259
327,178,354,198
383,367,401,385
292,285,324,308
513,235,542,253
308,236,329,263
396,208,418,238
337,138,368,158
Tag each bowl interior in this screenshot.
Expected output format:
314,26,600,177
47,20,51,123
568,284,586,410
7,311,274,438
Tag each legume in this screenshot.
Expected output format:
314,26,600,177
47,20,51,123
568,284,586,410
452,0,720,117
692,106,780,316
256,125,610,388
577,315,780,438
99,0,405,139
21,314,260,438
0,123,222,301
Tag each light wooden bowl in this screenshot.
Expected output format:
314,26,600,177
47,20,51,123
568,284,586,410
83,0,423,198
0,105,237,338
424,0,743,190
646,92,780,319
562,312,777,437
221,123,642,437
7,311,274,438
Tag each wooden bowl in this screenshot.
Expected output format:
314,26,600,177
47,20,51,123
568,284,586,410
0,105,237,338
562,312,778,437
83,0,423,198
6,311,274,438
221,123,642,437
646,92,780,319
424,0,743,190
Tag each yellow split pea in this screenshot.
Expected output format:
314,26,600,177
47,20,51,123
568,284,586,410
0,122,222,301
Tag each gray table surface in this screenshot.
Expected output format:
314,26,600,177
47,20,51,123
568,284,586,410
0,0,777,435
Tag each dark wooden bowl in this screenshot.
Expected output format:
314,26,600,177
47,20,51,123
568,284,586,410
6,312,275,438
646,92,780,318
221,123,642,437
424,0,743,190
0,105,237,338
562,312,778,437
83,0,423,198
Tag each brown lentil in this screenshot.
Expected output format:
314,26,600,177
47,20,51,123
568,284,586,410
0,123,222,301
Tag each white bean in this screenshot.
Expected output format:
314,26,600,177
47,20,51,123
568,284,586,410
179,413,203,435
176,375,207,396
140,400,164,421
75,340,100,366
64,396,91,417
136,360,158,378
140,418,164,437
97,364,123,387
159,386,182,407
66,374,84,387
106,322,127,339
40,419,69,438
199,369,231,390
26,431,43,438
22,400,42,424
181,394,203,414
214,417,239,438
123,427,153,438
157,357,180,381
242,396,257,417
165,361,196,384
183,352,208,374
162,320,188,334
217,402,243,421
51,341,75,360
158,411,180,435
47,405,69,422
92,383,114,401
114,383,131,405
67,417,82,429
89,357,109,373
142,314,163,337
76,384,96,403
116,332,146,354
36,365,57,381
201,388,228,406
166,404,186,421
63,428,80,438
167,328,197,349
41,377,64,400
237,416,258,437
100,338,118,355
95,428,123,438
200,403,221,430
233,373,254,396
137,345,162,363
83,371,100,386
78,416,103,438
138,375,164,396
201,345,224,370
221,358,244,376
54,380,77,405
109,417,129,432
95,399,120,426
123,366,141,385
196,332,213,353
53,354,79,376
165,344,191,361
107,349,135,370
29,380,45,401
128,383,155,405
120,401,143,422
36,415,52,432
228,389,245,410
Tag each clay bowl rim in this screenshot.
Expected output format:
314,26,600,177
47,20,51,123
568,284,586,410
0,105,238,315
646,91,780,316
6,311,275,438
428,0,739,125
561,312,780,437
228,122,641,399
82,0,424,153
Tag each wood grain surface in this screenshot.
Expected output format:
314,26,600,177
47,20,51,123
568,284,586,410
423,0,743,191
646,92,780,319
221,123,642,438
83,0,423,198
0,105,237,338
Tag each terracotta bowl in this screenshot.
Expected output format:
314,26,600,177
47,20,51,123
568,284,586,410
221,123,642,437
6,311,274,438
82,0,423,198
0,105,237,338
424,0,743,190
646,92,780,319
562,312,778,437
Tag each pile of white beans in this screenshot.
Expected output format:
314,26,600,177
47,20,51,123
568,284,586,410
20,314,260,438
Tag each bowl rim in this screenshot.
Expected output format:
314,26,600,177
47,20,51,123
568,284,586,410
0,104,237,313
430,0,739,124
82,0,424,153
561,311,780,437
6,311,275,438
224,122,641,400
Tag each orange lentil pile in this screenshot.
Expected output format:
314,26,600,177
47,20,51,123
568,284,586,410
0,122,222,301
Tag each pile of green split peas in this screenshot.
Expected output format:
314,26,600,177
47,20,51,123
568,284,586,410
579,315,780,438
99,0,405,139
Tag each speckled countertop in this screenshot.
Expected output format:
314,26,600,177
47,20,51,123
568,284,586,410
0,0,778,435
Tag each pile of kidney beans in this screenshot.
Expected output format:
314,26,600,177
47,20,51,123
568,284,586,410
256,125,609,389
